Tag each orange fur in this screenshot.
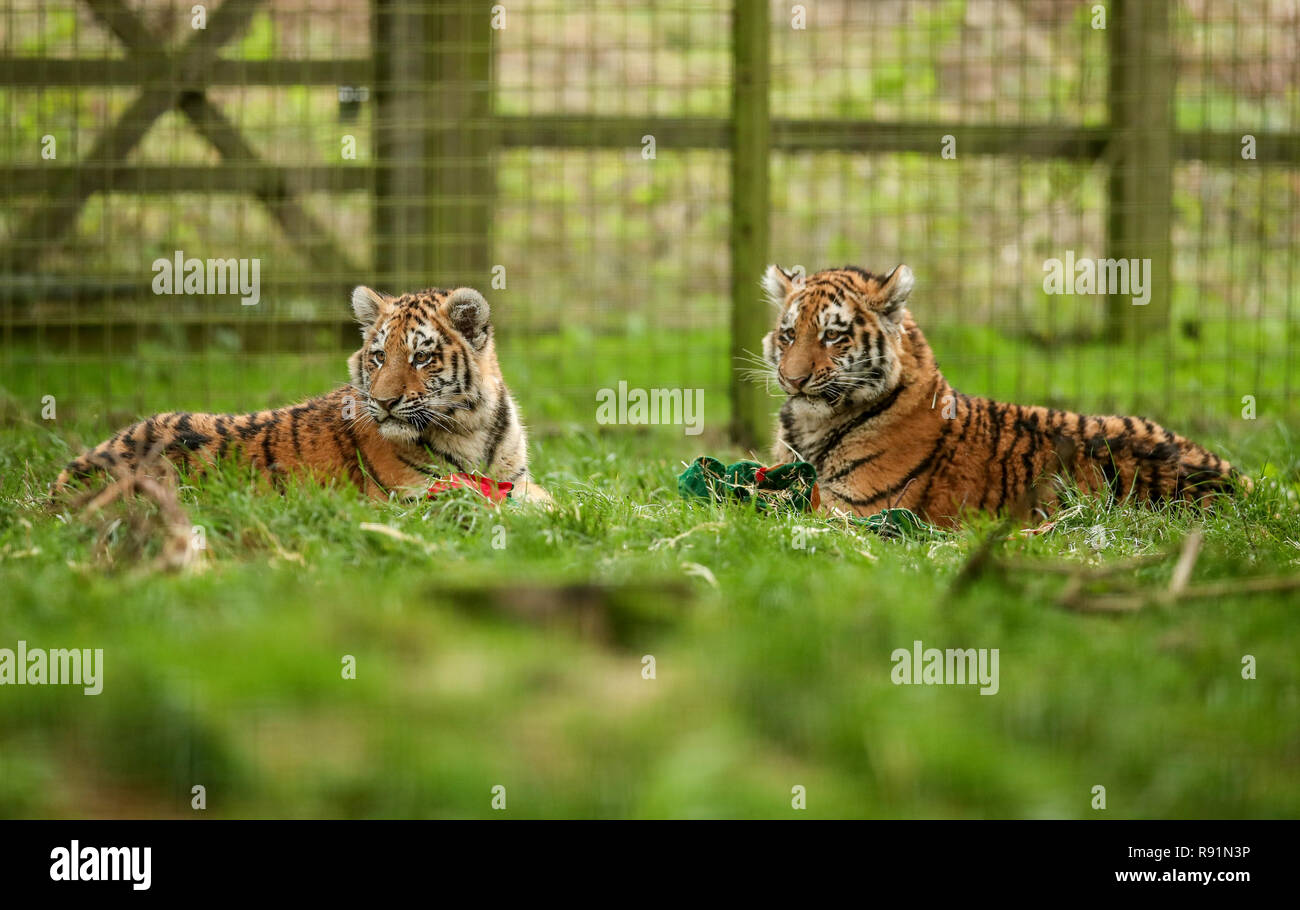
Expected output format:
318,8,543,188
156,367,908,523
55,286,550,503
761,265,1241,526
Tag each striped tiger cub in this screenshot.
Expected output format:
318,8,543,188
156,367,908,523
56,286,550,503
760,264,1241,525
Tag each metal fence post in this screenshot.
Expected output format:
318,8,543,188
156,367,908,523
730,0,771,451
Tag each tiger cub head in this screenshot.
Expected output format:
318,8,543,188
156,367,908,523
761,264,915,412
347,285,499,444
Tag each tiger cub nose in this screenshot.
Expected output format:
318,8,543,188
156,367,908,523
373,395,402,415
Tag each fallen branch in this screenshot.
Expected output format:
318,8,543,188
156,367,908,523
65,443,197,571
946,514,1016,602
1164,527,1203,600
1060,573,1300,613
971,521,1295,615
993,552,1171,579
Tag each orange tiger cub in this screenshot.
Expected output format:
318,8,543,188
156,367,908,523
56,286,550,503
760,264,1241,526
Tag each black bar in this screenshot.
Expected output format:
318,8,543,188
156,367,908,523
0,820,1286,897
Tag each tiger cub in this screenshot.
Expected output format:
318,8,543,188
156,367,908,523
761,264,1239,525
56,286,550,503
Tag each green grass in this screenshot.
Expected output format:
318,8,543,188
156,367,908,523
1,343,1299,819
4,0,1299,819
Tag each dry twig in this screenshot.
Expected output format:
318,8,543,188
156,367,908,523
63,443,197,571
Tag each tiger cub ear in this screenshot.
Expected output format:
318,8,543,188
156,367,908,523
446,288,491,349
761,264,796,306
875,265,914,316
351,286,393,328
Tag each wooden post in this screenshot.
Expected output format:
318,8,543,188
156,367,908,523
1106,0,1174,339
373,0,430,292
730,0,771,451
427,1,496,290
373,1,493,293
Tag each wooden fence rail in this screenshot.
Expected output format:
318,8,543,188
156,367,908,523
3,1,1298,442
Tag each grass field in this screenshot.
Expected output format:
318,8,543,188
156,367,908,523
1,0,1297,823
2,334,1299,819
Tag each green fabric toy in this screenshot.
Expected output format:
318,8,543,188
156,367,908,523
678,456,819,513
678,456,941,540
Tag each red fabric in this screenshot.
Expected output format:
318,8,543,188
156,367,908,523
426,472,513,503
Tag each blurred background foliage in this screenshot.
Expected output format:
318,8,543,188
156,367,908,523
0,0,1297,432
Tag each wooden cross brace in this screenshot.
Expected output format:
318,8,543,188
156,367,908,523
5,0,359,279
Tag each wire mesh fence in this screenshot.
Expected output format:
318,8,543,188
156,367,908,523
1,0,1297,443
